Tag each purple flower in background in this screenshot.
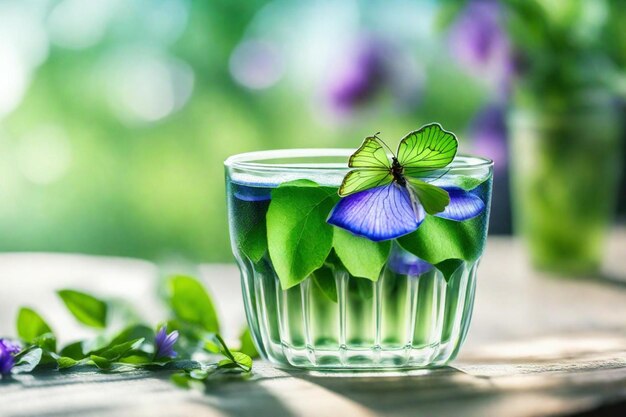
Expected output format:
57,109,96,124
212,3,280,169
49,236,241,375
469,104,508,171
326,37,387,113
154,326,179,360
0,339,20,376
448,0,512,93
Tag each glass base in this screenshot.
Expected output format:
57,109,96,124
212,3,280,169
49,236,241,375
241,259,479,370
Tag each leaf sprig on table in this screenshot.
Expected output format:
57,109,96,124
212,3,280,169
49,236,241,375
0,275,258,388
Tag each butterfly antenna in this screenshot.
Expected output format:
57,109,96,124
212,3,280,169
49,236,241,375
373,132,395,156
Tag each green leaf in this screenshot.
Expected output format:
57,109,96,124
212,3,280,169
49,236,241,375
189,369,209,380
406,178,450,215
311,265,338,303
267,180,338,289
239,216,268,263
16,307,52,343
57,357,79,369
110,324,155,346
119,354,152,365
32,333,57,353
12,348,43,373
99,338,145,360
209,334,253,372
57,289,108,328
446,175,488,191
59,341,85,360
90,355,112,370
435,259,465,282
398,215,488,264
167,275,220,333
238,328,259,359
218,352,252,372
170,372,191,388
333,228,390,281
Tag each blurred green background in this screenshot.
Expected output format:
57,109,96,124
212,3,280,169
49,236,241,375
0,0,624,263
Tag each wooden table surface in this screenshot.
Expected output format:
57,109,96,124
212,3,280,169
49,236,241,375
1,231,625,417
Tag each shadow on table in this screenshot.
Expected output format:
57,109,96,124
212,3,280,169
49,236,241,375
280,366,502,416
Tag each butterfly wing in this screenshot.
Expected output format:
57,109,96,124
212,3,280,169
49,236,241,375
349,136,392,169
328,183,424,241
406,178,450,215
396,123,458,177
339,136,393,197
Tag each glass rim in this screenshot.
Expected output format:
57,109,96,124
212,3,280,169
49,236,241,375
224,148,493,172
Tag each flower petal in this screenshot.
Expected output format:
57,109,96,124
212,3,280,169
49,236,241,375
435,187,485,221
328,183,424,241
388,246,433,275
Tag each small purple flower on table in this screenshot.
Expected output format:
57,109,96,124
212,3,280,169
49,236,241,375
0,339,21,376
154,326,179,360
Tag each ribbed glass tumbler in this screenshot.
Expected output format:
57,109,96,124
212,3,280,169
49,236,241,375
225,149,492,370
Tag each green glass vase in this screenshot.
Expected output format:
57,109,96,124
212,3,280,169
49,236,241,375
508,90,622,275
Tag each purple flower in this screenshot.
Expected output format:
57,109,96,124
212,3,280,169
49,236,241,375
469,104,508,171
0,339,20,376
327,185,485,241
326,37,387,113
154,326,179,360
448,0,512,93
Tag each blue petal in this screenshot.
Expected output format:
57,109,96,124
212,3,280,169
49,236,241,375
328,183,424,241
233,184,272,202
436,187,485,221
388,246,433,275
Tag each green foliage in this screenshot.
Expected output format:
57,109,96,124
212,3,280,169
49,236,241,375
167,275,220,333
311,265,338,303
267,180,338,289
16,308,52,343
57,290,108,328
12,348,43,374
333,229,390,281
435,259,465,282
238,328,259,359
398,215,488,265
9,274,253,387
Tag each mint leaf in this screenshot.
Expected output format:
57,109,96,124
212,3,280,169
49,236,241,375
168,275,220,333
58,290,108,328
397,215,487,264
333,228,390,281
16,307,52,343
12,348,43,373
238,328,259,359
435,259,465,282
311,265,338,303
267,180,338,289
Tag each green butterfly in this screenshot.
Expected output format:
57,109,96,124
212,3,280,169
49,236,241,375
338,123,458,215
